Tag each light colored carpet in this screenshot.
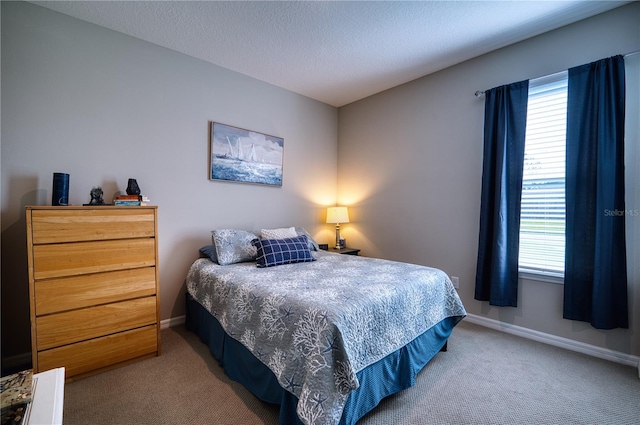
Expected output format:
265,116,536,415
63,320,639,424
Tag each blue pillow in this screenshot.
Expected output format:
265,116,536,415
199,245,218,263
252,235,316,268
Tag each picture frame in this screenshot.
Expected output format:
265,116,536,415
210,122,284,186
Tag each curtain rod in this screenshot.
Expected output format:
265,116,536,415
474,51,640,97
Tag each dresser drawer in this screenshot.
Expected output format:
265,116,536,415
35,267,157,315
30,208,155,244
36,297,157,350
37,325,158,378
32,238,156,280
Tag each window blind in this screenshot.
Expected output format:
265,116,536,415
519,71,568,278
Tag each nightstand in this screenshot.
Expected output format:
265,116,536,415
324,247,360,256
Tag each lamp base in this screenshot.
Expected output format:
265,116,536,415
334,224,341,249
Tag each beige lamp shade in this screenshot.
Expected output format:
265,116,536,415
326,206,350,224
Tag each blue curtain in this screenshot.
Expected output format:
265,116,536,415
475,81,529,307
564,55,628,329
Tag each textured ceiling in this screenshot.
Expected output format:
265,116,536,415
31,1,628,107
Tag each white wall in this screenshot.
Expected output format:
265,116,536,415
1,2,338,360
338,3,639,356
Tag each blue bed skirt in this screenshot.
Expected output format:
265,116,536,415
186,292,461,425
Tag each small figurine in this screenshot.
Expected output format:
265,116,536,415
126,178,141,196
89,187,105,205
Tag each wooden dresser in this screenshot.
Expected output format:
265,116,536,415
26,206,160,380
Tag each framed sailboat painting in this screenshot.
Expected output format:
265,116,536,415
209,122,284,186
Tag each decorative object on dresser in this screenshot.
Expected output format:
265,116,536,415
126,178,141,195
209,122,284,186
25,206,161,381
326,206,350,249
113,194,141,206
85,186,106,206
113,194,150,206
51,173,69,206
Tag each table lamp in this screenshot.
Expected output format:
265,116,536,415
326,206,349,249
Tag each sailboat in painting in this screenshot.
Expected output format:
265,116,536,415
218,138,260,163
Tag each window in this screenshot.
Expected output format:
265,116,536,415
518,71,568,279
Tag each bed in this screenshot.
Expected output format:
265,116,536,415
185,229,466,425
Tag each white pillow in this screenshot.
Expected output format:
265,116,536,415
261,226,297,240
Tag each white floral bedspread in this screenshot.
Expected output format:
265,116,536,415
186,251,466,425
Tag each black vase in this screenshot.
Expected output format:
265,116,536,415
52,173,69,206
126,178,141,196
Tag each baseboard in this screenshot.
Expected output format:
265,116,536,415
464,314,640,378
160,315,185,330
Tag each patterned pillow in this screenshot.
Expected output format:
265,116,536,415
252,235,316,268
261,226,297,239
211,229,259,266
